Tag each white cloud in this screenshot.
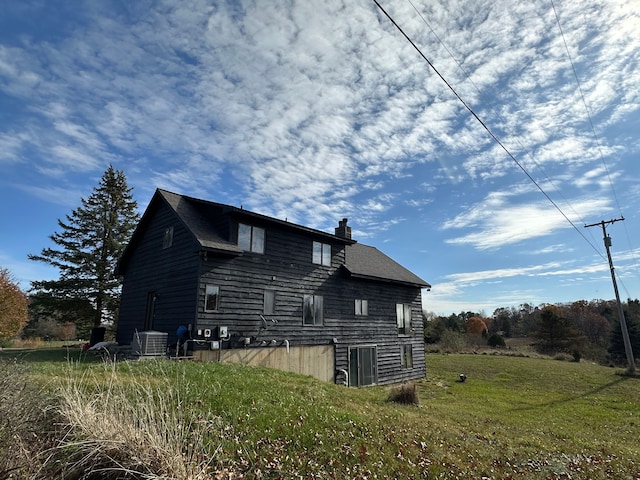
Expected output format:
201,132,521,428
2,0,640,313
442,185,612,249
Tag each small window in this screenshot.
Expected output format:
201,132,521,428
205,284,220,312
303,294,323,325
401,344,413,368
238,223,265,253
355,299,368,316
396,303,412,335
312,241,331,266
264,290,275,315
163,226,174,249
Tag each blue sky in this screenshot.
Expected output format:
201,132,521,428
1,0,639,316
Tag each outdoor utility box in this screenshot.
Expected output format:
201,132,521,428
132,331,168,357
218,326,228,339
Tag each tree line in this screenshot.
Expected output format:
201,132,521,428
424,299,640,365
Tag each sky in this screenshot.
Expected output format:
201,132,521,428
1,0,639,316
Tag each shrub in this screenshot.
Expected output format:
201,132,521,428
387,382,419,406
487,333,506,348
439,329,465,353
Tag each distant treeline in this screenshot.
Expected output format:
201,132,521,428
423,299,640,365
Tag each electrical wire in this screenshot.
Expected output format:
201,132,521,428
551,0,640,295
405,0,599,252
372,0,604,260
550,1,622,218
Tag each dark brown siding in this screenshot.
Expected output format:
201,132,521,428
118,196,426,385
194,222,425,385
117,202,200,345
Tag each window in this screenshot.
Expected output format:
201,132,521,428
264,290,275,315
303,294,323,325
396,303,412,334
355,299,368,316
163,226,174,249
401,344,413,368
312,241,331,266
349,346,378,386
205,284,220,312
238,223,265,253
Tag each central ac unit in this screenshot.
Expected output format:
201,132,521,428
132,331,168,357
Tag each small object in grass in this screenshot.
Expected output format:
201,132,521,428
459,373,467,382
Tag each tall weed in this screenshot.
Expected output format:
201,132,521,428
52,362,221,479
0,360,60,479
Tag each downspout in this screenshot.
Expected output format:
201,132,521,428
337,368,349,386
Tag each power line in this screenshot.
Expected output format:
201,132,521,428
551,0,640,290
372,0,603,259
550,0,622,217
404,0,599,253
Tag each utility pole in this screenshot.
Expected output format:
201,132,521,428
585,218,636,373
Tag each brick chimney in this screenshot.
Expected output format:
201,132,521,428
335,218,351,239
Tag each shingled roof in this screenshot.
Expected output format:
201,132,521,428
119,189,429,289
158,189,242,253
344,243,430,288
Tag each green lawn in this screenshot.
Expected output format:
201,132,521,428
2,348,639,479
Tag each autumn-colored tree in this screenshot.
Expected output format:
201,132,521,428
466,316,488,335
0,268,29,340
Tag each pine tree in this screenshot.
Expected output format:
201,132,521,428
29,165,140,333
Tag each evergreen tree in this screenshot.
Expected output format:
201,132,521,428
29,166,139,333
608,300,640,364
534,305,585,353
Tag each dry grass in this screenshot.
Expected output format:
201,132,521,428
4,349,640,479
7,337,44,348
51,363,219,479
0,358,224,480
0,360,59,479
387,381,419,406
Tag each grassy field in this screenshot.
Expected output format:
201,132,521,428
1,348,639,479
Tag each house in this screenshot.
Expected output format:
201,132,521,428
115,189,430,386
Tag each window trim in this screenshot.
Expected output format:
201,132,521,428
400,344,414,369
238,223,265,254
355,299,368,316
396,303,412,335
312,241,331,266
349,345,378,386
162,226,174,249
264,289,275,315
303,294,324,326
204,284,220,312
